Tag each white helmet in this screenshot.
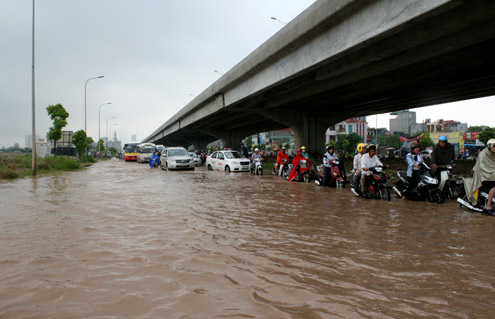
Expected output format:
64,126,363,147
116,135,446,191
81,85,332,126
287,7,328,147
487,139,495,150
255,148,259,152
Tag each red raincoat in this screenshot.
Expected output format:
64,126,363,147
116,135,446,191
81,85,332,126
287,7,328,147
288,154,312,181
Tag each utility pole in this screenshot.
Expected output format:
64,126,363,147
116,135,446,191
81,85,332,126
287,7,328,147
31,0,36,176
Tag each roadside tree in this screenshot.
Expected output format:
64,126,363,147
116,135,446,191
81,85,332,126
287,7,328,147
46,104,69,156
73,130,93,159
419,132,434,149
480,127,495,145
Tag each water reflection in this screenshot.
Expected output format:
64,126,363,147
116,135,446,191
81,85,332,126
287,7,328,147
0,159,494,318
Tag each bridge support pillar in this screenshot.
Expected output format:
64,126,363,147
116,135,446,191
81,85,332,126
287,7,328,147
254,109,350,157
197,129,250,151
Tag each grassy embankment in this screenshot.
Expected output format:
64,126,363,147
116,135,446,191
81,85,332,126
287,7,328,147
0,154,92,180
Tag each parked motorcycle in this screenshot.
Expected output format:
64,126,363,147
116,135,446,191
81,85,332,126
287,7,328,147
350,166,392,200
395,163,444,204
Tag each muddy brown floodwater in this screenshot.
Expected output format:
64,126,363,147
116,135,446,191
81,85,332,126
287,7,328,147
1,159,494,318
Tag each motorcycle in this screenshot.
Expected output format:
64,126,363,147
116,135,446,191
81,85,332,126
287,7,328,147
277,158,290,177
436,165,464,200
298,159,312,182
395,163,444,204
457,180,495,215
350,166,392,201
315,160,345,187
252,158,263,175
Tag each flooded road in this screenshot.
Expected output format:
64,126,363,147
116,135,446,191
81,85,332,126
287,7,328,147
1,159,494,319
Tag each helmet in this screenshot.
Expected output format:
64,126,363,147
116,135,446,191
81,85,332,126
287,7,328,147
439,135,448,142
367,144,376,151
487,139,495,149
254,148,259,152
357,143,367,152
326,145,334,151
301,146,307,150
281,146,286,150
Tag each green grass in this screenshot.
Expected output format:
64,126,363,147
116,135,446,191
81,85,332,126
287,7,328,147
0,154,83,180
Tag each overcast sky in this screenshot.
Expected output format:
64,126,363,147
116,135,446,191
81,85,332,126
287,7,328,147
0,0,493,148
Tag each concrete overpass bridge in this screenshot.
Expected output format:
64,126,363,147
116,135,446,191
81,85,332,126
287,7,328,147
144,0,495,155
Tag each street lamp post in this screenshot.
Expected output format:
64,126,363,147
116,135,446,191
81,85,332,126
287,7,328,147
213,70,224,75
84,75,104,156
98,102,112,156
31,0,36,176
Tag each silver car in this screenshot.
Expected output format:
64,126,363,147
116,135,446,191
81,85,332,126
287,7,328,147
161,147,195,170
188,152,203,166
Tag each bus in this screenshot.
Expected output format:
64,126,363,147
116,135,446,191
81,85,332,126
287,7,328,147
136,143,156,163
123,142,139,161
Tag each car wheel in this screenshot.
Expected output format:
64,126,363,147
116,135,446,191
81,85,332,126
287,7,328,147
225,166,231,172
207,164,213,171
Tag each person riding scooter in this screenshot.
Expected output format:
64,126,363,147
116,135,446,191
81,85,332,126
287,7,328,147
149,151,160,168
274,147,289,175
464,139,495,214
288,148,311,182
322,145,338,187
431,135,456,179
351,143,367,192
404,143,424,198
360,144,383,197
250,148,263,173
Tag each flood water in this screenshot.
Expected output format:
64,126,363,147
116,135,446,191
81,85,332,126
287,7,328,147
1,159,494,319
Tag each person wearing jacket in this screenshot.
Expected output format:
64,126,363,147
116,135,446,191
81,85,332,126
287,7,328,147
351,143,367,191
360,145,383,195
404,143,424,198
431,135,455,178
322,145,338,187
288,149,311,182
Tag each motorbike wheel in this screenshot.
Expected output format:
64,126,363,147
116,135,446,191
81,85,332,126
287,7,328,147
391,186,402,199
379,185,390,201
428,189,444,204
303,174,310,183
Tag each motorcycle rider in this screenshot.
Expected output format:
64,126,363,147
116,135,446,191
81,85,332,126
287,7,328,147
250,148,263,173
322,145,338,187
360,144,383,196
288,148,311,182
466,139,495,214
404,142,424,198
351,143,367,191
274,146,289,174
149,151,159,168
431,135,456,178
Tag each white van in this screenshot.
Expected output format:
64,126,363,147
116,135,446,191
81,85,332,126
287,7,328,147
136,143,156,163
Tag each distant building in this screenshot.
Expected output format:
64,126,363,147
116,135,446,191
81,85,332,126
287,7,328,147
427,119,467,134
389,110,424,135
131,134,137,142
367,128,389,143
326,117,368,143
47,131,76,156
106,131,122,152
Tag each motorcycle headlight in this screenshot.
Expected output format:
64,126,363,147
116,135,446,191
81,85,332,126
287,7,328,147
425,176,438,184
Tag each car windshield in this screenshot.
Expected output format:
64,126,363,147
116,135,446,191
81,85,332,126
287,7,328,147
168,149,188,156
141,147,154,153
224,151,243,159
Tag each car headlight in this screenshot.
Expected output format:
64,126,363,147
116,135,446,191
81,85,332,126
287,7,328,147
233,161,239,165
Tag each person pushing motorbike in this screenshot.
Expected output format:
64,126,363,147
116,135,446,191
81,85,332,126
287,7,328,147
351,143,367,191
274,147,289,174
322,145,338,187
360,144,383,197
404,143,424,198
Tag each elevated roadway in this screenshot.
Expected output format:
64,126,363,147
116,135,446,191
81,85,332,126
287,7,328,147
144,0,495,154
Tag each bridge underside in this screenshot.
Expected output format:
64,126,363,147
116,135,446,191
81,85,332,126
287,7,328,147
150,0,495,155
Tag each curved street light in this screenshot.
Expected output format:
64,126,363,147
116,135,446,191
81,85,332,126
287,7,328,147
98,102,112,155
213,70,224,76
84,75,104,156
270,17,288,26
106,116,116,146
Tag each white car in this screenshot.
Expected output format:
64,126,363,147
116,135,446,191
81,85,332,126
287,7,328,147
206,150,250,172
161,147,195,170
